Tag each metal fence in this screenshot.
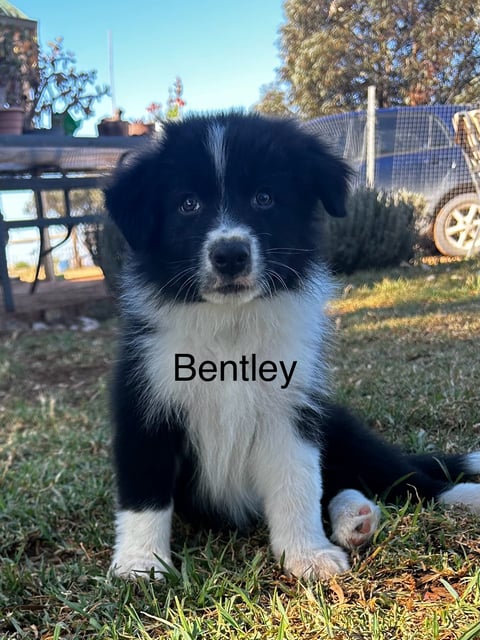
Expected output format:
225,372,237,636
305,101,480,257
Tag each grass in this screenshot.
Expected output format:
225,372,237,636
1,259,480,639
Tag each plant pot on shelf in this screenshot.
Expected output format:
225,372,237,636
128,121,154,136
97,119,129,136
0,107,24,135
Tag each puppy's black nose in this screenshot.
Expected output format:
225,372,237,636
209,239,251,277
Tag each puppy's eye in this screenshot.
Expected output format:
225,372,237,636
179,196,201,214
253,191,274,210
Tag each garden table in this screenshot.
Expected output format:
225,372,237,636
0,134,146,312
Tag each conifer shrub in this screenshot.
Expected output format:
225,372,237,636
320,189,416,273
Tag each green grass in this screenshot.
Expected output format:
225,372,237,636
1,260,480,639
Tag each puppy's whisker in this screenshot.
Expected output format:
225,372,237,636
173,273,198,304
168,258,198,266
268,260,305,286
259,274,274,298
267,269,289,293
160,267,197,293
266,247,314,254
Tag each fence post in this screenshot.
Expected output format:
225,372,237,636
366,85,376,189
0,210,15,312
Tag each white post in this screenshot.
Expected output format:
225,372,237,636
366,85,376,189
108,30,116,116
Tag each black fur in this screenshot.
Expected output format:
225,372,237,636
105,113,479,579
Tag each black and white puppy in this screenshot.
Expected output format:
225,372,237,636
105,113,480,580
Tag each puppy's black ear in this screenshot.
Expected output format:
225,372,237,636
104,152,160,252
304,136,351,218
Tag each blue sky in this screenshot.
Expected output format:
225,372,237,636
3,1,285,264
15,0,285,135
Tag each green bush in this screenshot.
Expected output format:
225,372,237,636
321,188,416,273
395,189,436,256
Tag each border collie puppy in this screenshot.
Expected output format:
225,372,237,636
105,113,480,580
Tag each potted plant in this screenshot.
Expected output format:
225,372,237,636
165,76,186,120
97,107,129,136
0,27,26,134
128,117,154,137
139,78,186,134
25,37,109,134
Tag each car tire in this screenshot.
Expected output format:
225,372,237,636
433,193,480,256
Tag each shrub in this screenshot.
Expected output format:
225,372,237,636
85,219,128,294
320,188,416,273
395,189,437,256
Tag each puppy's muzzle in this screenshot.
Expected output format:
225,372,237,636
209,239,252,278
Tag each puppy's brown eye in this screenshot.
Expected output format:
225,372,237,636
253,191,274,210
179,196,201,214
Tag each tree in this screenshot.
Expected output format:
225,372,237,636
256,0,480,118
252,81,293,116
27,37,109,130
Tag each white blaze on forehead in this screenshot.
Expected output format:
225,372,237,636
206,122,227,188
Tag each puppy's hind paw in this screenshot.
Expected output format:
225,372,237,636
328,489,381,550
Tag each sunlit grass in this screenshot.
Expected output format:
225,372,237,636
1,260,479,639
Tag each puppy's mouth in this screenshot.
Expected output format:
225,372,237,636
215,282,251,295
200,277,260,303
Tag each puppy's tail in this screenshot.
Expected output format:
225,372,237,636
408,451,480,483
320,403,480,514
409,451,480,513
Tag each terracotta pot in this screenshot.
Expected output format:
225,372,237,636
97,119,129,136
128,122,154,136
0,107,24,135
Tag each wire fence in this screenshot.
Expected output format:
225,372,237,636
305,102,480,256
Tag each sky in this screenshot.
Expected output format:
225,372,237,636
2,0,285,265
15,0,285,135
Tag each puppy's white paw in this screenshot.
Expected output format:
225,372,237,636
328,489,381,550
284,543,350,580
111,507,174,580
110,553,173,580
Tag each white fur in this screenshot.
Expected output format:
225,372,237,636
206,122,227,202
252,431,349,578
110,507,173,579
120,268,346,577
464,452,480,475
126,270,334,509
199,223,263,304
328,489,381,549
438,483,480,514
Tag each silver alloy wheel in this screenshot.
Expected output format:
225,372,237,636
433,193,480,256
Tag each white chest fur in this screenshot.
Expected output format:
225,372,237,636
127,275,333,520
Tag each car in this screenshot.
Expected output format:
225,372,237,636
305,105,480,256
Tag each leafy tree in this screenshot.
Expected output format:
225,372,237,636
27,37,109,130
252,81,293,116
257,0,480,117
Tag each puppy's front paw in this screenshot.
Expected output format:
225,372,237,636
111,508,174,580
328,489,381,549
284,543,350,580
109,553,173,580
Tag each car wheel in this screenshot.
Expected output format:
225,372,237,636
433,193,480,256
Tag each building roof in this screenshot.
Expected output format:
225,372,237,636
0,1,30,19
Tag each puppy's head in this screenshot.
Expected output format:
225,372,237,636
105,113,350,304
